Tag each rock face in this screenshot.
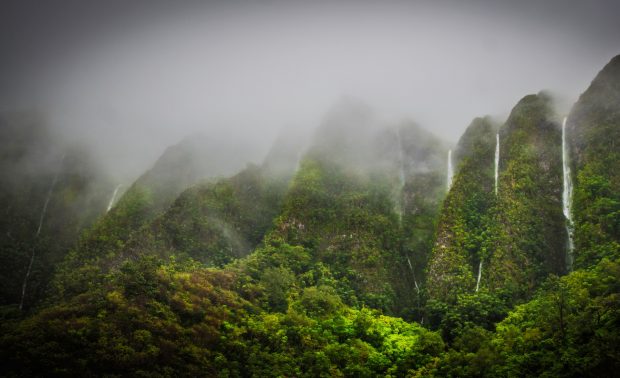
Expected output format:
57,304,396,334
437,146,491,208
427,93,567,305
486,93,566,300
567,55,620,268
426,117,497,302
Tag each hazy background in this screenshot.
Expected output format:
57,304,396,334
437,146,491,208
1,0,619,181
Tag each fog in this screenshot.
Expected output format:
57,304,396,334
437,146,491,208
1,0,619,181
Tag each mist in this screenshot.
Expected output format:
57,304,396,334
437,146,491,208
1,0,619,181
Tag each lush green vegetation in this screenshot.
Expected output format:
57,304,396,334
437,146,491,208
1,57,620,376
428,93,567,312
424,257,620,378
488,93,567,298
569,55,620,269
427,117,497,302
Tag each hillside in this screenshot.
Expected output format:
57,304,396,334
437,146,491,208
1,56,619,377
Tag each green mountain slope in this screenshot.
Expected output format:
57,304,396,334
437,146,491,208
53,138,297,300
427,117,498,301
568,55,620,268
487,92,566,299
1,56,620,378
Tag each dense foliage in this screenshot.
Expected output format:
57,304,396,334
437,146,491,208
488,93,567,298
1,56,620,376
428,93,567,311
427,117,497,302
569,55,620,268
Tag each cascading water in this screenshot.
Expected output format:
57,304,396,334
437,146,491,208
475,260,483,292
396,130,420,294
106,184,123,212
494,133,499,196
396,129,406,219
447,149,453,190
406,256,420,294
396,130,406,191
475,133,499,293
35,173,60,237
294,150,302,173
562,117,574,270
20,156,64,310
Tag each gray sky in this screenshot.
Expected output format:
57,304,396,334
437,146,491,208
1,0,619,180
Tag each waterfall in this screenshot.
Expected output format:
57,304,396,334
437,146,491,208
475,260,483,292
106,184,123,212
447,149,453,190
406,256,420,294
396,129,406,220
562,117,574,269
494,133,499,196
396,130,406,190
20,156,63,310
35,172,60,237
294,150,302,173
397,132,419,296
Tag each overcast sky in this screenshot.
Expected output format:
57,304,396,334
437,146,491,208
1,0,619,180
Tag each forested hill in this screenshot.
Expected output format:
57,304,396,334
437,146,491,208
1,56,619,377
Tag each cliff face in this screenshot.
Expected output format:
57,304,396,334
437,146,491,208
568,55,620,268
487,93,566,300
428,93,566,305
426,117,497,302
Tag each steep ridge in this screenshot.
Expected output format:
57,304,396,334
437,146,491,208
567,55,620,268
425,93,567,338
122,164,289,267
255,99,448,316
486,92,566,300
54,134,259,282
53,134,298,300
427,117,497,302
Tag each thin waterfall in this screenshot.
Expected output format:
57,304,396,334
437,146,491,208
20,156,63,310
562,117,574,269
294,150,302,173
396,129,406,219
494,133,499,196
406,256,420,294
35,172,61,237
475,260,483,292
397,130,406,191
397,131,419,294
447,149,453,190
106,184,123,212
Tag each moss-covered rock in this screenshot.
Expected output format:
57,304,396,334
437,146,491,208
487,92,566,301
427,116,498,302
